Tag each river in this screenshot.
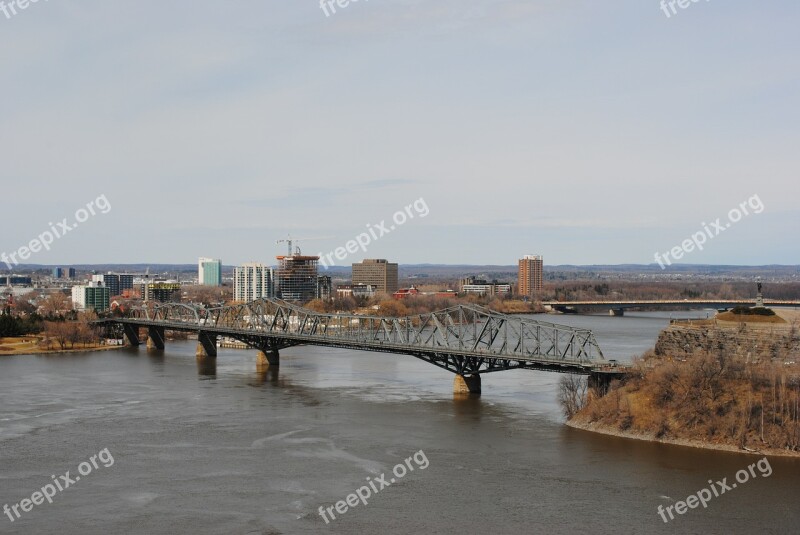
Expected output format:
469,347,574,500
1,311,798,534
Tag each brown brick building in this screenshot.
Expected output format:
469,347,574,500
352,259,399,295
518,255,543,296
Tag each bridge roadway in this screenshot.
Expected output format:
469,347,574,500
96,299,623,394
543,299,800,315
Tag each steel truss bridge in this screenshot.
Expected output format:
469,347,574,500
97,299,621,393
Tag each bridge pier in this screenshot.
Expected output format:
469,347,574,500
588,372,623,396
196,332,218,358
257,349,280,370
197,356,217,376
454,374,481,395
122,324,141,347
147,326,165,350
609,308,624,317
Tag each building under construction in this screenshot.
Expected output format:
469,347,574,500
276,255,319,302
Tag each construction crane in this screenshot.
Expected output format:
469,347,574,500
276,235,331,257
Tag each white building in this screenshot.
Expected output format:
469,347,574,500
336,284,377,299
234,263,274,302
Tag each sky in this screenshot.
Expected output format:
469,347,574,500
0,0,798,268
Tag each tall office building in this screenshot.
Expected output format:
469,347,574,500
67,268,76,279
52,267,64,279
352,259,399,294
92,273,134,297
276,254,318,302
198,257,222,286
234,263,274,302
71,281,110,311
518,255,544,296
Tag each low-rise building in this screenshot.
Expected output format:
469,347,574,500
393,287,419,299
337,284,377,299
460,277,512,296
0,276,32,286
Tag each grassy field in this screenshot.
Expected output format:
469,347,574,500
0,337,43,355
716,311,787,324
0,337,121,356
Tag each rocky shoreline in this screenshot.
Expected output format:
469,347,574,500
566,308,800,457
566,418,800,458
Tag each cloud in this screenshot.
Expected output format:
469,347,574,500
240,179,416,207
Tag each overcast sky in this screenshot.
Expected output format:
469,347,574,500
1,0,797,268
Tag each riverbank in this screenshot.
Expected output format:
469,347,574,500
567,417,800,458
0,337,127,357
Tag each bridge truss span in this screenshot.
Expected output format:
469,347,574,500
101,299,617,390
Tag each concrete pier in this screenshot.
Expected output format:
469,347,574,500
256,349,280,370
123,324,141,347
196,357,217,376
454,374,481,395
146,326,165,350
196,332,218,358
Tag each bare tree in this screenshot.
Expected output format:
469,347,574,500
40,292,73,318
43,321,71,350
558,375,588,418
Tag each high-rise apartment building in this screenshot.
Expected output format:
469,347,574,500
276,254,319,302
71,281,110,311
234,263,274,302
518,255,544,296
352,259,398,294
198,257,222,286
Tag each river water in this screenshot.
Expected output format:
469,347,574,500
1,311,798,534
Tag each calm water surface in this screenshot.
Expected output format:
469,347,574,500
1,311,798,534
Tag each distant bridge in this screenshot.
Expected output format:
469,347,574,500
543,299,800,316
96,299,621,394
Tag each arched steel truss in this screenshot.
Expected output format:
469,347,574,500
112,298,608,375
